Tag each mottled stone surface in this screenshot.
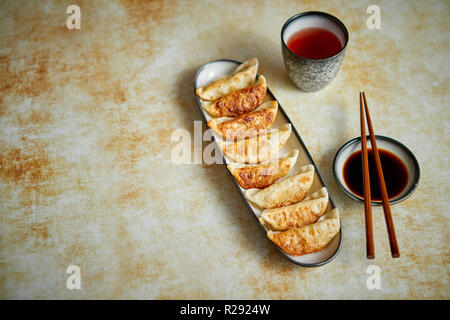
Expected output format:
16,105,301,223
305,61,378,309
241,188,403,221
0,0,448,299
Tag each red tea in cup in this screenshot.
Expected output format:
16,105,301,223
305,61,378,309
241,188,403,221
287,27,343,60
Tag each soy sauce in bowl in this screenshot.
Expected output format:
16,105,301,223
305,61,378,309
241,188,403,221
343,148,409,201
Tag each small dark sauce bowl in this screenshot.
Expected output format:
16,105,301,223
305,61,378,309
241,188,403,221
333,135,420,205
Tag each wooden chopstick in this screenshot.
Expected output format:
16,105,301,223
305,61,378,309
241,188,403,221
360,92,375,259
362,92,400,258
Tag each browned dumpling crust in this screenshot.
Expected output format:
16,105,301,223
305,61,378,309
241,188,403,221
267,209,340,256
227,150,298,189
245,164,314,209
208,100,277,140
259,187,329,231
201,75,266,118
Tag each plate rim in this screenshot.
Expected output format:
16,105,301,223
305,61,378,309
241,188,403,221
194,58,343,267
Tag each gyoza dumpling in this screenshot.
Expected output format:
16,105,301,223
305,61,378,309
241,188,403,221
227,149,299,189
245,164,314,209
259,187,329,231
218,124,291,164
196,58,259,101
200,75,266,117
208,100,277,140
267,209,340,256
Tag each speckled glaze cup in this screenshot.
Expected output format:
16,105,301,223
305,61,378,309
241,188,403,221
281,12,349,92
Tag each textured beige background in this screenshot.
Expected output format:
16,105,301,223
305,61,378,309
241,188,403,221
0,0,448,299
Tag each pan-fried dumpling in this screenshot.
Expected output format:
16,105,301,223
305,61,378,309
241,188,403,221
245,164,314,209
259,187,329,231
267,209,340,256
200,75,266,117
227,149,299,189
196,58,259,101
218,124,291,164
208,100,278,140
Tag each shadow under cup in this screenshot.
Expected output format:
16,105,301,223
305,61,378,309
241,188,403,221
281,12,349,92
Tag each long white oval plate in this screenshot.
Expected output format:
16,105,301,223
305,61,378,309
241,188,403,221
194,59,342,267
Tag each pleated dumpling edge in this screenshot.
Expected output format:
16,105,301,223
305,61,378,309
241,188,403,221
267,208,340,256
196,58,259,101
259,187,329,231
244,163,314,209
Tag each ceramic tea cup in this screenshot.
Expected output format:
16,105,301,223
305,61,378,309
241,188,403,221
281,11,349,92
